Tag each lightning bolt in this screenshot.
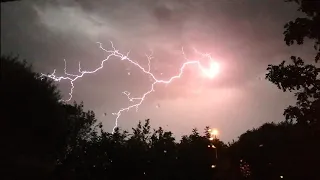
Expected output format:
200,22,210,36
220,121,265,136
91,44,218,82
41,41,219,133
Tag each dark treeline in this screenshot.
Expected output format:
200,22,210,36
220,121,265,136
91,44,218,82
1,0,319,179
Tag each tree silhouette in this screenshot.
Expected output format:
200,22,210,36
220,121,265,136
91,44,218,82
254,1,320,179
266,0,320,126
283,0,320,62
149,126,177,179
52,102,103,179
1,55,65,179
229,122,319,179
266,57,320,125
1,55,105,180
48,116,230,180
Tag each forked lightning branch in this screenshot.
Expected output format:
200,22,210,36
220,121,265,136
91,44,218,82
41,41,220,132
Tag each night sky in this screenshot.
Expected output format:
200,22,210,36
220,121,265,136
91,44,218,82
1,0,314,141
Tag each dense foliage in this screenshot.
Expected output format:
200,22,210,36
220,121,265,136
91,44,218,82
2,55,65,179
266,0,320,127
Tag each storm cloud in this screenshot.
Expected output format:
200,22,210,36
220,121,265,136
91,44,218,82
2,0,312,141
